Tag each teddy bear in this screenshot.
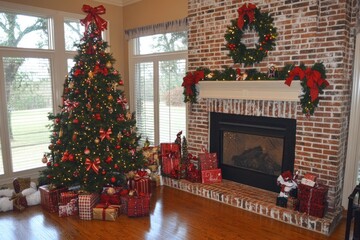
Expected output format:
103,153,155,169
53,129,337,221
0,177,40,212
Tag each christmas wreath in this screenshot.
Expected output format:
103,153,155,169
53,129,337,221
285,62,329,116
224,3,277,66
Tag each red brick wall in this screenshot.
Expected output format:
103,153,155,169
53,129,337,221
186,0,357,210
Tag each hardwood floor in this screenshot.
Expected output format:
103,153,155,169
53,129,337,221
0,186,349,240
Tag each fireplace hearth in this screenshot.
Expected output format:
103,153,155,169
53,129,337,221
210,112,296,192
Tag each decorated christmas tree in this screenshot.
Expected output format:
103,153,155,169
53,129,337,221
39,5,145,193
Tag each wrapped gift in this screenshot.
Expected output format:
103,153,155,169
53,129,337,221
186,162,202,183
160,143,180,178
298,184,328,205
78,193,100,220
134,170,151,194
201,168,222,184
93,203,120,221
100,187,121,205
198,147,218,170
60,191,78,205
299,201,326,218
127,194,151,217
59,198,78,217
120,196,128,214
39,185,68,213
288,197,299,211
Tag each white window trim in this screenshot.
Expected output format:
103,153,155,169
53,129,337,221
128,38,188,145
342,33,360,208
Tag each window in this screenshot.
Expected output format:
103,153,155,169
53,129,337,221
0,2,87,182
130,32,188,145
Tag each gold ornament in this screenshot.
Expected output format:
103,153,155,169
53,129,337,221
108,94,113,101
88,71,94,79
95,138,100,144
42,154,48,163
106,61,112,68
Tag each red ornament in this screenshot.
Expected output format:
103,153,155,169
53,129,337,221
73,118,79,124
102,170,106,175
56,139,62,145
47,162,51,167
84,147,90,155
115,145,121,149
68,154,75,161
119,79,124,85
54,163,59,167
110,177,116,183
105,156,113,164
47,175,53,179
55,118,60,124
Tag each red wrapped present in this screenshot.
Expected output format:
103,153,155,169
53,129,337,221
288,197,299,211
201,168,222,184
78,193,100,220
39,185,68,213
186,162,202,183
59,198,78,217
93,203,120,221
134,170,151,194
127,193,151,217
160,143,180,178
299,201,326,218
100,187,121,205
298,184,328,205
198,147,218,170
60,191,78,205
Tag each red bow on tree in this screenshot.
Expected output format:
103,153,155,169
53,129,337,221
81,5,108,32
85,158,101,174
237,3,257,29
99,128,112,141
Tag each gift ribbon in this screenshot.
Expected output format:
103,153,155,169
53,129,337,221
85,158,101,174
237,3,256,29
81,5,108,32
99,128,112,141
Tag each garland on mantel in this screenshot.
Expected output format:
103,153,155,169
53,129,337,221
182,62,330,116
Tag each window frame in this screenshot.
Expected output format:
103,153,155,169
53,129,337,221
0,1,107,184
128,37,188,145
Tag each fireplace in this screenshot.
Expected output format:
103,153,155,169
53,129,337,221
210,112,296,192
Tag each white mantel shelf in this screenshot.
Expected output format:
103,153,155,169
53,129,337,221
198,80,301,101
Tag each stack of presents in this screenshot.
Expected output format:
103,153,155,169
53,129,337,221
39,132,223,220
40,169,152,221
276,171,328,218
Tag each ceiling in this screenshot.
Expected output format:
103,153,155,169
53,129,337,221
94,0,141,7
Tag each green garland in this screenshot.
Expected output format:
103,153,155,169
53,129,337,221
224,3,277,66
182,63,330,116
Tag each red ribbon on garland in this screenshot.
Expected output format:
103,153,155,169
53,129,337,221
181,70,204,96
80,5,108,32
285,67,329,101
85,158,101,174
237,3,257,30
99,128,112,141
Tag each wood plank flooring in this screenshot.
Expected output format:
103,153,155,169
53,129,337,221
0,186,349,240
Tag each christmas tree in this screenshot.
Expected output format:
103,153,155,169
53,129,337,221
40,5,145,193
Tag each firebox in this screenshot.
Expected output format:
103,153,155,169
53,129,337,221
210,112,296,192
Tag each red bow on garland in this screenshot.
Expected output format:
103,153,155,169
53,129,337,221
99,128,112,141
285,67,329,101
80,5,108,32
237,3,257,30
85,157,101,174
93,63,108,76
182,70,204,96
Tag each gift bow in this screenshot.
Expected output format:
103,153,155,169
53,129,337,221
237,3,257,29
64,99,79,112
100,128,112,141
85,158,101,174
134,170,149,181
81,5,108,32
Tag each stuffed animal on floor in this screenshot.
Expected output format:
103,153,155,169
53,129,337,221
0,177,40,212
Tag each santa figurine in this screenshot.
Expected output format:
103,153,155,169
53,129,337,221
0,178,40,212
276,170,298,207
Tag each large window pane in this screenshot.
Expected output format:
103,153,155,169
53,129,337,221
0,12,49,49
3,57,53,172
136,32,187,55
135,62,155,145
64,19,84,51
159,60,186,142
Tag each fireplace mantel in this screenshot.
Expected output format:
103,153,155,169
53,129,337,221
198,80,302,101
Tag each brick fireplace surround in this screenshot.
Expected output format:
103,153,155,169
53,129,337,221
166,0,360,236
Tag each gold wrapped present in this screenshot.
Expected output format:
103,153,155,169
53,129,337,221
93,204,120,221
